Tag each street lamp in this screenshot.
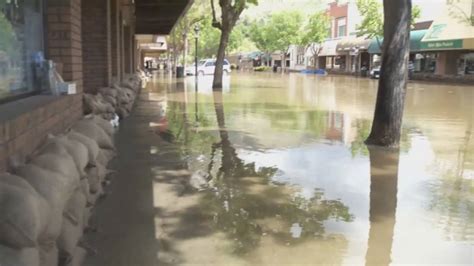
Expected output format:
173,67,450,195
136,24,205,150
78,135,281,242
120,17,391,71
194,24,200,78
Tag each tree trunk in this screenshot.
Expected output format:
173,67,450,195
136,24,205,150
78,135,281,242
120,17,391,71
280,53,285,73
365,147,399,266
365,0,412,147
213,28,231,90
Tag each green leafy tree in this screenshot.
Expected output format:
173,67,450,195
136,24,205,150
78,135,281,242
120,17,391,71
210,0,258,90
447,0,474,26
248,11,303,71
356,0,421,50
168,0,208,71
301,11,330,68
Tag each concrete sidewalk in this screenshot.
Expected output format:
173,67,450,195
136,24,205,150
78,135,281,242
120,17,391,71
84,86,165,266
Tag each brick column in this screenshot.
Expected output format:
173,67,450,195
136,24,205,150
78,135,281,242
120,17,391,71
124,25,132,74
46,0,83,93
110,0,121,82
82,0,112,93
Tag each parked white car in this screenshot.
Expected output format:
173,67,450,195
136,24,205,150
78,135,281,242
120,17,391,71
186,59,231,76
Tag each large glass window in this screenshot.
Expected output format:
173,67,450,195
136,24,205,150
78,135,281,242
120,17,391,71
0,0,44,102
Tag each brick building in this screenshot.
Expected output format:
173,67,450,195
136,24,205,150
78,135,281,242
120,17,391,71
0,0,192,171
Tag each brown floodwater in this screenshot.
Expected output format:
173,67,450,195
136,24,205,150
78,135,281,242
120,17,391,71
148,72,473,265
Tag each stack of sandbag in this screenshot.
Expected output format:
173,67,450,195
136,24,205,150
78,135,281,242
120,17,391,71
1,115,117,266
83,72,146,120
82,93,115,121
0,174,49,266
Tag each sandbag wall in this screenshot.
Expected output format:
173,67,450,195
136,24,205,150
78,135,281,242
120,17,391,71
0,116,117,265
83,72,148,120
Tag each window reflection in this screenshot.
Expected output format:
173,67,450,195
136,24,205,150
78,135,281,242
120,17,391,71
0,0,43,101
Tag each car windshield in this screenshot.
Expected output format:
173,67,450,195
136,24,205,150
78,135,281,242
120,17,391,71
198,60,207,66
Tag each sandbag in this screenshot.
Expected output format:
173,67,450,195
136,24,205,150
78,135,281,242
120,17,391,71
116,107,129,119
85,165,105,194
84,115,114,137
30,152,80,187
38,243,58,266
67,130,99,166
0,245,40,266
44,135,89,177
0,175,50,249
98,87,118,98
72,120,114,150
97,149,116,166
15,165,71,244
57,220,82,263
102,94,117,107
63,189,87,228
80,179,90,201
66,246,87,266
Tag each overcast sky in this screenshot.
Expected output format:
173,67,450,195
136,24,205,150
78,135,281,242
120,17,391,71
242,0,449,22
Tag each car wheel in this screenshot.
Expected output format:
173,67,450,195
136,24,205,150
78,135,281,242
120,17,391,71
223,70,229,75
198,71,205,76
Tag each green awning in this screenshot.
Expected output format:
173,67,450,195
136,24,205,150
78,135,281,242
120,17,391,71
368,30,428,54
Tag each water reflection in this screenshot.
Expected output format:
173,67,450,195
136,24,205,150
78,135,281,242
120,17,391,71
151,73,473,265
365,147,399,266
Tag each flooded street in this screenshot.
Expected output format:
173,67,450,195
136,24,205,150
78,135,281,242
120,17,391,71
148,72,473,265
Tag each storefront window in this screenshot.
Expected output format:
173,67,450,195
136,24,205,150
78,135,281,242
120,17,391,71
464,53,474,75
0,0,44,102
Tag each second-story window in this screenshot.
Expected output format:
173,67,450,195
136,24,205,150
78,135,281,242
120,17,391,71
336,17,346,37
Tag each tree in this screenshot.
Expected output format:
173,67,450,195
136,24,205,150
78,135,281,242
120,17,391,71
356,0,421,50
248,11,303,72
447,0,474,26
365,0,412,147
210,0,258,90
301,11,330,68
248,18,273,65
168,0,208,72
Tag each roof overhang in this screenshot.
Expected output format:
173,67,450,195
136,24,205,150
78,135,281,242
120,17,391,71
135,0,194,35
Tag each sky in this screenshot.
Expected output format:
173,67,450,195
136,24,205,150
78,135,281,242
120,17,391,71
242,0,450,22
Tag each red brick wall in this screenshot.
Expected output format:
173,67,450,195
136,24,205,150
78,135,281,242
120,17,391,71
328,1,348,39
0,95,82,171
46,0,83,93
0,0,84,172
110,0,121,81
82,0,112,93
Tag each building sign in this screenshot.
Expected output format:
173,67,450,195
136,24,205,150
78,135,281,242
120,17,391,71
421,39,463,50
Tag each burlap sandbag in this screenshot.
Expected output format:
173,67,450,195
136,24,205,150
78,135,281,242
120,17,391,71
38,243,58,266
84,115,114,137
67,130,99,167
65,246,87,266
72,120,114,150
44,135,89,177
57,219,82,264
63,189,87,228
0,174,50,249
15,165,71,246
85,165,105,194
0,245,40,266
97,149,116,167
30,151,80,188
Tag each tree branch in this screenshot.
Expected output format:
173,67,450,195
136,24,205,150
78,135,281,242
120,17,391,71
210,0,223,30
